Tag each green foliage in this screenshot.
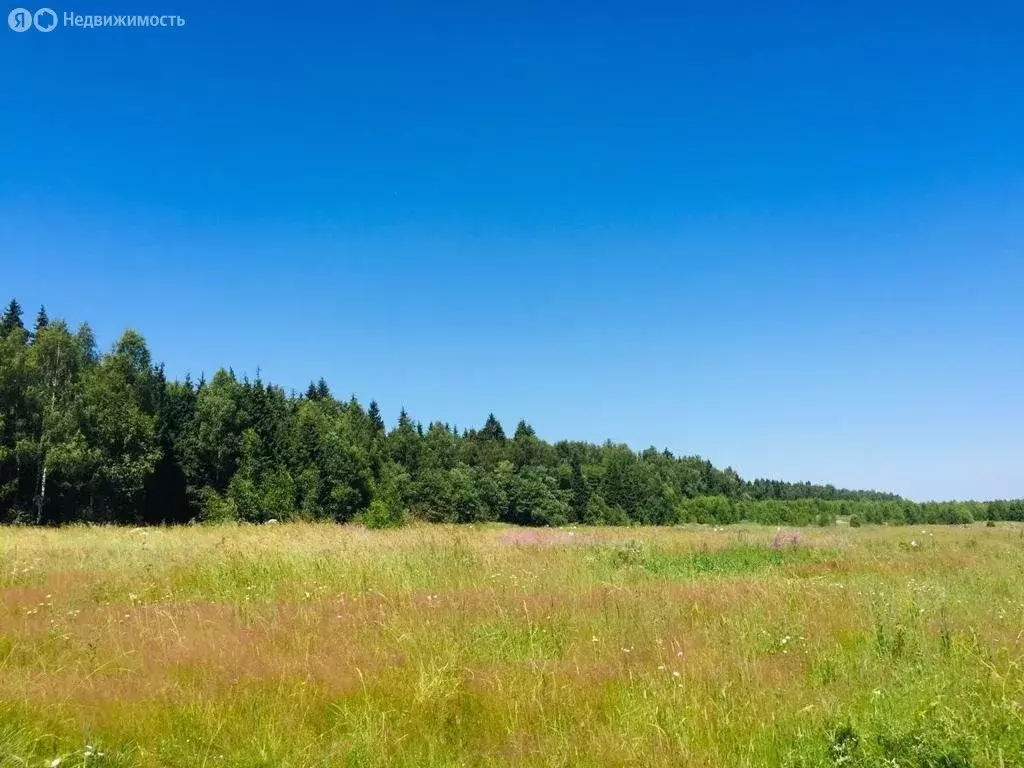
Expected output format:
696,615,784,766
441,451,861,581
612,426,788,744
199,486,236,522
602,542,838,577
1,297,1021,527
361,497,406,529
0,299,24,334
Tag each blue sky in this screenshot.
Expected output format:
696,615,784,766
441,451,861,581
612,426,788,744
2,1,1022,500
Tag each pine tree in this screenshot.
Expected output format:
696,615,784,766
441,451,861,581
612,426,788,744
34,306,49,335
389,408,421,473
315,378,330,400
368,400,384,433
513,420,536,440
481,413,506,441
1,299,24,334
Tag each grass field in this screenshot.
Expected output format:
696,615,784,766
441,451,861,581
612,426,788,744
1,523,1022,767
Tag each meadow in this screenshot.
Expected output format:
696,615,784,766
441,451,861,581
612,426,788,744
0,522,1022,767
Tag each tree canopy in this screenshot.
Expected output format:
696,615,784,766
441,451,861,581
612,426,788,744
1,299,1020,527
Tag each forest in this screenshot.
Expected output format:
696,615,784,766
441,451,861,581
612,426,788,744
2,298,1021,527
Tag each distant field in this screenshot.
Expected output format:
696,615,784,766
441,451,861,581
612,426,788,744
1,523,1022,767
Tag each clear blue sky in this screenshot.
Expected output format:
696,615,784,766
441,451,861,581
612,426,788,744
2,1,1022,500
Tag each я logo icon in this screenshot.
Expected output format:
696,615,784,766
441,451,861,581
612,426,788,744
7,7,57,31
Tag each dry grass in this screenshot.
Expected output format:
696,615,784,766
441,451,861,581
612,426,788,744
1,522,1022,766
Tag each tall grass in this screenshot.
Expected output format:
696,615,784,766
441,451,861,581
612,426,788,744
0,523,1021,766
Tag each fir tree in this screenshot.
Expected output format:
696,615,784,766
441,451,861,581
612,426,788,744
514,420,536,440
481,413,506,441
368,400,385,433
34,305,49,334
0,299,24,334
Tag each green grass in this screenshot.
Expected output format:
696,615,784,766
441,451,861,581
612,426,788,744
600,539,839,577
0,522,1022,766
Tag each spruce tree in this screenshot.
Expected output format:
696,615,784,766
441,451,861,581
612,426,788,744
368,400,385,433
481,413,506,441
513,420,536,440
34,306,49,334
1,299,23,334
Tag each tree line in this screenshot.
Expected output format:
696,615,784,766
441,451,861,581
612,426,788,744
1,299,1021,527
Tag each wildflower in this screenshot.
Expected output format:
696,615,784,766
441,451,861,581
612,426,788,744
771,531,801,549
672,670,680,678
49,759,61,768
910,540,919,548
591,636,599,643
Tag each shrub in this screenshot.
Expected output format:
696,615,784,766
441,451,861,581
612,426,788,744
199,487,237,523
849,515,862,528
361,498,405,529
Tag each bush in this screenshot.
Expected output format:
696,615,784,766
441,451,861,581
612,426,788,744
849,515,862,528
986,519,996,527
200,487,237,523
361,498,406,529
